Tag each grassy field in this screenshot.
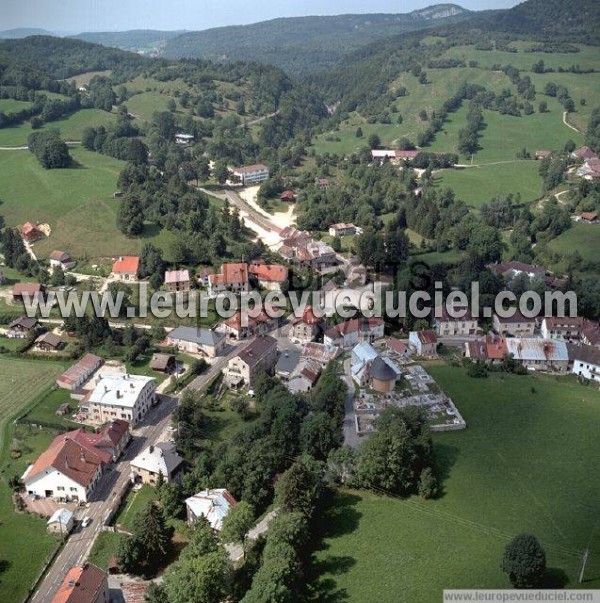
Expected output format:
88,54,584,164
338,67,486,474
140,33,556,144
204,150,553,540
114,485,158,531
546,222,600,262
88,531,124,570
0,357,66,603
0,108,116,147
126,92,174,123
314,366,600,602
433,161,543,207
0,99,32,113
21,387,76,428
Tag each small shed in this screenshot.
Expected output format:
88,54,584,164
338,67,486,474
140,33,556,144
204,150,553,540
149,353,176,373
47,508,74,534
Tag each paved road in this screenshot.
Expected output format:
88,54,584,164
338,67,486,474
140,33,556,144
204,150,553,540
29,394,178,603
342,358,360,449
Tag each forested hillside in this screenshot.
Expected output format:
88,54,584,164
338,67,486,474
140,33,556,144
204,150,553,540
72,29,186,54
162,5,475,74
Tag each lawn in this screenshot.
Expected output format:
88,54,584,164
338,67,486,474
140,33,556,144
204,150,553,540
21,386,76,429
126,91,174,123
546,222,600,262
0,108,116,147
314,366,600,602
0,99,32,113
0,357,66,603
433,161,543,207
88,531,124,570
114,485,158,532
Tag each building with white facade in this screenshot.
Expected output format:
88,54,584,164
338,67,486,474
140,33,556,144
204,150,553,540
186,488,238,531
232,164,269,185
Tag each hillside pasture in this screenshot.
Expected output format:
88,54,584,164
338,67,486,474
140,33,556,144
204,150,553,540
313,366,600,603
0,98,32,113
546,221,600,262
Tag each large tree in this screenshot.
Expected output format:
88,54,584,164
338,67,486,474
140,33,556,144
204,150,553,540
501,534,547,588
221,500,254,558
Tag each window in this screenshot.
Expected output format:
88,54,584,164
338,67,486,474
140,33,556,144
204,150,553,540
70,487,77,492
57,486,65,491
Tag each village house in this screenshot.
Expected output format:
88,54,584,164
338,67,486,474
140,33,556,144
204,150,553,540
149,352,176,373
12,282,45,303
493,310,536,337
540,316,583,342
49,250,76,271
208,262,250,295
166,326,226,357
571,146,598,161
371,149,419,163
300,342,340,365
581,319,600,348
57,354,104,391
387,337,412,361
231,163,269,185
89,419,131,461
196,267,214,288
7,316,38,338
50,563,109,603
21,222,45,242
328,223,358,237
576,158,600,180
248,262,288,290
221,310,280,341
223,335,278,389
505,338,569,372
579,211,599,223
409,330,438,357
164,269,191,292
289,306,321,344
287,359,322,394
34,331,64,352
324,317,385,348
185,489,237,531
130,442,184,485
111,256,140,281
280,190,295,202
83,373,156,426
464,334,509,365
535,149,552,160
279,226,312,248
175,132,194,145
275,349,301,381
23,431,110,502
47,508,74,535
571,345,600,383
487,260,545,281
435,306,479,337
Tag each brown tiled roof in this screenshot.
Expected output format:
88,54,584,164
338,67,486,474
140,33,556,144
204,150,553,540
325,317,384,340
210,263,249,286
236,335,277,369
543,316,584,329
50,250,71,262
9,316,38,330
388,337,409,354
249,263,288,283
51,563,107,603
415,330,437,344
486,334,508,359
494,309,537,324
35,332,63,348
149,353,175,371
112,256,139,275
233,163,269,174
12,282,43,296
57,354,103,388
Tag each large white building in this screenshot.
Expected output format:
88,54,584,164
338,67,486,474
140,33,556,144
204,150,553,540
84,374,156,426
571,345,600,383
231,164,269,185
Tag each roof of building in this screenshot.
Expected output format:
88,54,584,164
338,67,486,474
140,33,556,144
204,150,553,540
300,342,340,364
12,282,43,296
292,305,321,326
25,432,108,488
209,262,249,286
149,353,175,371
164,269,190,284
51,563,107,603
35,332,63,347
275,349,301,375
395,149,419,159
573,146,597,160
570,344,600,365
465,339,487,360
291,359,321,385
352,342,379,365
412,330,438,345
88,374,155,409
487,261,545,277
232,163,269,174
543,316,584,329
580,212,598,221
48,508,74,526
325,317,384,340
248,263,288,283
329,222,356,231
91,419,129,449
57,354,103,388
582,320,600,345
505,338,568,362
167,326,225,347
185,488,237,531
369,356,397,381
9,316,38,330
281,190,295,200
494,309,537,324
49,250,71,262
387,337,409,355
436,305,475,322
112,256,140,275
236,335,278,369
22,222,42,235
131,442,184,477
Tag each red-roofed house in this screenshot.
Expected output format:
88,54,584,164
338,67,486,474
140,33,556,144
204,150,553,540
409,330,438,356
323,317,384,348
112,256,140,281
280,190,295,202
57,354,104,391
580,212,598,223
208,263,249,295
248,262,288,290
51,563,109,603
387,337,411,360
571,146,598,161
164,269,190,292
23,431,110,502
21,222,45,243
49,250,76,271
12,282,45,302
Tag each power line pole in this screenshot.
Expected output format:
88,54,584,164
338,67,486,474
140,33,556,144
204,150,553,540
579,548,589,583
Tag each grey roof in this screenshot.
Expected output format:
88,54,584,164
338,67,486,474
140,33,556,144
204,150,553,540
275,349,301,375
9,316,38,329
168,326,225,346
369,356,397,381
238,335,277,369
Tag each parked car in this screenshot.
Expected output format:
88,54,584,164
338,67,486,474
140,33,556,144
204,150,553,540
81,516,92,527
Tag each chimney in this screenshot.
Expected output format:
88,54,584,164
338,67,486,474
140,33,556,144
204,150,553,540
149,445,154,454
